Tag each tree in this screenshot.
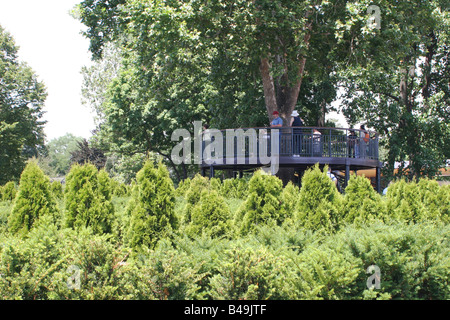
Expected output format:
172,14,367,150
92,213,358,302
76,0,449,183
0,25,47,184
125,161,178,251
296,164,343,233
185,189,232,239
75,0,352,183
235,170,285,235
70,138,107,170
64,163,114,234
44,133,83,176
8,161,58,235
342,174,385,225
335,0,450,180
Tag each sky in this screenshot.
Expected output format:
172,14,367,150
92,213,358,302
0,0,95,141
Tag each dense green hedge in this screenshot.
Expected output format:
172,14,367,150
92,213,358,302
0,162,448,300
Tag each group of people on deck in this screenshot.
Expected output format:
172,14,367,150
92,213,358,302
269,110,370,158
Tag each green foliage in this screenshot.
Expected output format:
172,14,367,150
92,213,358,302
111,179,130,197
385,178,447,223
0,218,129,300
336,0,450,180
64,163,114,234
125,161,177,251
296,165,343,233
221,178,249,200
0,25,47,185
7,162,58,236
343,174,385,225
43,133,83,176
121,240,207,300
182,174,211,227
1,182,17,201
175,177,191,197
1,162,449,300
436,184,450,223
280,181,301,223
185,189,232,239
208,245,296,300
50,180,63,199
235,170,285,235
328,222,450,300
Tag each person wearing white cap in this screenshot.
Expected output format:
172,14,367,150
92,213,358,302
290,110,304,126
290,110,304,157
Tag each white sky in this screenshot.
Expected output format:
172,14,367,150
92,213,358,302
0,0,95,142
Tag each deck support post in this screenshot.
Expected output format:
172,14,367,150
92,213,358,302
376,166,381,194
345,164,350,190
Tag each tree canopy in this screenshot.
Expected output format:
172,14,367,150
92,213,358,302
0,25,47,184
76,0,450,181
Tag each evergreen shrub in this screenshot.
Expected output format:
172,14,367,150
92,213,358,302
50,180,63,199
2,181,17,201
296,164,343,233
125,161,178,251
235,170,285,235
64,163,114,234
182,174,211,227
343,174,385,225
8,162,58,236
185,189,232,239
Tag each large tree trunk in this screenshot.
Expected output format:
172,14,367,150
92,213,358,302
259,26,311,185
259,57,279,118
259,22,312,126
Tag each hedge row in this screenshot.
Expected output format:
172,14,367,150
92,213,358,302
0,218,448,300
0,161,448,299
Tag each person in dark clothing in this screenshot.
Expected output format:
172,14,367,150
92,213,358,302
290,110,304,156
348,129,357,158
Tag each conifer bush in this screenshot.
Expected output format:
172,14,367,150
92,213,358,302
7,162,58,236
384,179,443,223
207,245,298,300
182,174,211,227
125,161,178,251
121,240,207,299
64,163,114,234
209,177,222,193
0,217,130,300
437,184,450,223
235,170,284,235
296,164,343,233
416,178,444,220
343,174,385,225
185,189,232,239
50,180,63,199
221,178,249,199
279,181,301,223
175,177,191,197
329,222,450,300
1,181,17,201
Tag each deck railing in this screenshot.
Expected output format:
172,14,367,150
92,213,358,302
202,127,379,164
